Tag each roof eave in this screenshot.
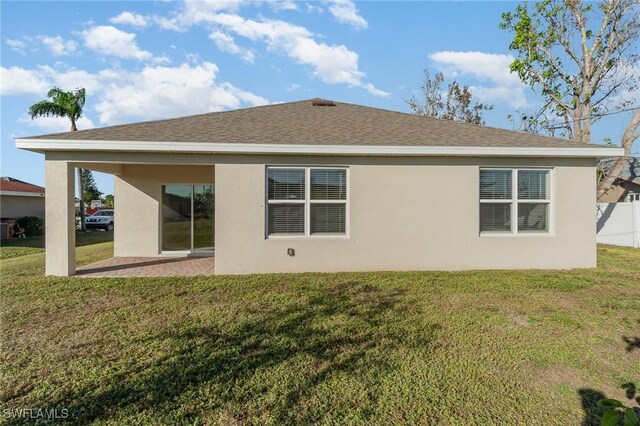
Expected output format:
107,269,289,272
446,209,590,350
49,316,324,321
0,190,45,197
15,138,625,160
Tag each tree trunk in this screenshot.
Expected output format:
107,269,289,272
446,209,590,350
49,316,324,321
597,109,640,199
571,103,592,144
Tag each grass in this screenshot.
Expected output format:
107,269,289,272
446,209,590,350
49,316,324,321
0,237,638,425
0,231,114,260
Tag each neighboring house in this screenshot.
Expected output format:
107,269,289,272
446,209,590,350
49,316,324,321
598,157,640,203
0,176,45,219
16,99,622,276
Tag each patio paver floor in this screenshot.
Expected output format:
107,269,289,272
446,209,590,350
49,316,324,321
75,256,215,277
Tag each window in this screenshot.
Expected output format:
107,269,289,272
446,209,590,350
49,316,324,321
628,193,640,202
266,167,347,236
480,169,550,234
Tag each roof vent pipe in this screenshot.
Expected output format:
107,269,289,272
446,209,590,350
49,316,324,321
311,98,336,106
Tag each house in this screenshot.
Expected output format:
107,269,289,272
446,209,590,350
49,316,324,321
597,157,640,203
0,176,45,220
15,99,622,276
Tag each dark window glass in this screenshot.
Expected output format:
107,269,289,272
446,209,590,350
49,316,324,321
311,169,346,200
518,203,548,232
311,204,346,234
480,170,512,200
518,170,549,200
268,169,305,200
268,204,305,235
480,203,511,232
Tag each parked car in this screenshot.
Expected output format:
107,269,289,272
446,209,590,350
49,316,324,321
86,209,114,231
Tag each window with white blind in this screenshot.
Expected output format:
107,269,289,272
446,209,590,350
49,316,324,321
266,167,348,236
480,168,550,234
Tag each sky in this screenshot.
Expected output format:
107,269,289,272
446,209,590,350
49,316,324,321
1,0,638,196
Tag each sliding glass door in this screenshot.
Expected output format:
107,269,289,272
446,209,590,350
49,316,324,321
162,184,214,252
193,185,214,250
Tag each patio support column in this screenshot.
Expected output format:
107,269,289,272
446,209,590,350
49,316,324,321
45,159,76,276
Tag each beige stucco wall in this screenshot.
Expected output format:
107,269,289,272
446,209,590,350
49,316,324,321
215,156,597,274
43,152,597,275
114,164,214,257
0,194,45,219
44,159,75,276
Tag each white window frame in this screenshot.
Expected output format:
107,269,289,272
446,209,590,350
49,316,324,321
628,192,640,202
266,166,349,238
479,168,552,236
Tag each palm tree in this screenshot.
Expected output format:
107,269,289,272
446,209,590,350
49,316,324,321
29,87,88,230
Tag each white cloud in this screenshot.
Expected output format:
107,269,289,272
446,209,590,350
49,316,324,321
2,62,268,125
146,54,172,65
38,35,77,56
81,26,153,61
145,1,383,95
470,86,527,109
2,64,107,96
179,0,248,25
209,30,255,63
326,0,367,29
268,0,298,11
152,15,185,32
94,61,268,123
207,13,387,96
110,11,149,28
429,51,527,108
19,115,95,133
307,3,323,14
0,66,50,95
429,51,521,86
6,38,28,54
5,35,77,57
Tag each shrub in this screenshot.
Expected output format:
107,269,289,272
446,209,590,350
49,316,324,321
16,216,44,237
598,398,639,426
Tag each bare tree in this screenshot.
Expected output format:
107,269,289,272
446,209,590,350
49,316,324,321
407,69,493,125
500,0,640,196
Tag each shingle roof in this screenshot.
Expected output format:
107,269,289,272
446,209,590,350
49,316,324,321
600,157,640,184
22,99,604,149
0,177,45,193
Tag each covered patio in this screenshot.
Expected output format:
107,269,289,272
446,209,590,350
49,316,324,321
39,156,216,276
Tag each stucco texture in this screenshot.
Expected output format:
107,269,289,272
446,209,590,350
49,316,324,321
0,195,44,219
215,156,596,274
44,152,596,275
114,164,214,257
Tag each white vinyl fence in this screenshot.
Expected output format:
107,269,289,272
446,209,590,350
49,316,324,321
596,201,640,248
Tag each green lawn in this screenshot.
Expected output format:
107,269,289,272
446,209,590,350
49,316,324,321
1,237,638,425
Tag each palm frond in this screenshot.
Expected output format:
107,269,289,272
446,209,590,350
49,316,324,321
30,86,88,129
75,88,86,110
46,87,66,99
28,101,68,119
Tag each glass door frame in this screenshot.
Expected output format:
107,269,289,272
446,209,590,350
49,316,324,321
161,183,215,255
